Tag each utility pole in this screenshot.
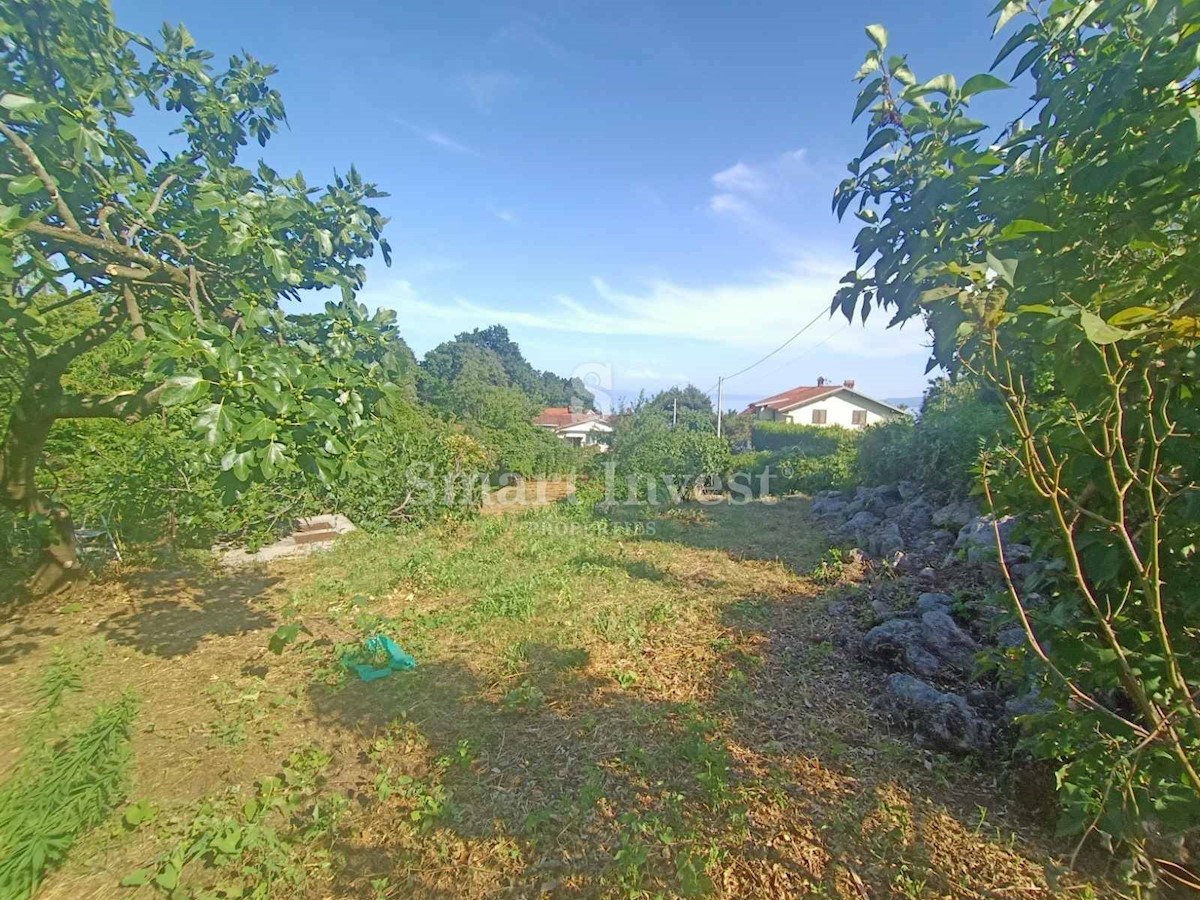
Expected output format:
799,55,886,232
716,377,724,438
672,397,677,428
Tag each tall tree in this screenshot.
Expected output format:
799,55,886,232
644,385,714,421
0,0,397,591
451,324,596,409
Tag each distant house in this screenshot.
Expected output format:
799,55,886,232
533,407,613,450
746,378,906,429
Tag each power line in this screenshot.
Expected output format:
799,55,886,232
755,321,850,383
709,305,834,437
702,305,832,398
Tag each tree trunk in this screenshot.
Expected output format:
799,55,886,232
27,501,78,594
0,365,80,595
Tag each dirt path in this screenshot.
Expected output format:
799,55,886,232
0,499,1111,899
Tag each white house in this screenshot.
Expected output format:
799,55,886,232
533,407,613,450
746,379,907,429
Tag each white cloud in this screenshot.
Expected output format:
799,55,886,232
705,149,830,258
460,69,524,111
361,258,927,361
710,150,813,206
487,202,519,224
712,161,769,197
708,191,752,216
394,118,479,155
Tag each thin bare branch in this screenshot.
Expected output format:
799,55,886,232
124,173,178,245
0,119,81,231
983,475,1149,739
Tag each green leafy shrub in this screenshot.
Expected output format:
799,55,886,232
560,475,609,518
857,379,1007,494
123,745,342,897
726,450,770,477
485,423,586,479
750,421,856,453
728,429,859,496
774,435,860,494
836,2,1200,876
327,404,488,529
854,418,914,488
605,415,731,503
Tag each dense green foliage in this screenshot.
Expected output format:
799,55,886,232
730,427,860,497
0,0,405,588
639,385,715,427
615,385,717,434
856,379,1007,495
438,325,594,409
837,0,1200,878
772,435,860,494
418,326,590,479
740,386,1003,498
602,392,729,502
719,409,754,451
0,3,593,583
750,421,858,454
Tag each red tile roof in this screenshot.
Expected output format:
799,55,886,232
534,407,608,428
747,385,840,413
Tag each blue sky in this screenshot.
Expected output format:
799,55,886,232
114,0,1025,410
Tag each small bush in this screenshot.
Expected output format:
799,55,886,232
604,416,731,503
331,404,489,529
725,431,859,496
774,436,859,493
857,379,1007,495
854,418,915,487
726,450,771,475
485,423,587,479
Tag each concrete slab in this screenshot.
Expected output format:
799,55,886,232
216,514,357,569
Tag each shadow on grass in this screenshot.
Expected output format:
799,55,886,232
304,585,1096,898
570,551,676,584
309,645,824,897
98,570,279,658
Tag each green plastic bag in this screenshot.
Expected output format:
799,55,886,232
343,634,417,681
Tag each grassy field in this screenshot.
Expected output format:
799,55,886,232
0,497,1109,898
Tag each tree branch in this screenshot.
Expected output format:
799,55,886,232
124,173,178,245
123,285,145,341
23,220,191,287
0,119,81,231
44,304,126,372
55,382,169,424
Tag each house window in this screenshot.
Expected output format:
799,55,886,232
851,410,867,426
811,409,827,425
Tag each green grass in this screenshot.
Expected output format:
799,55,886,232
0,659,137,899
2,498,1112,899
